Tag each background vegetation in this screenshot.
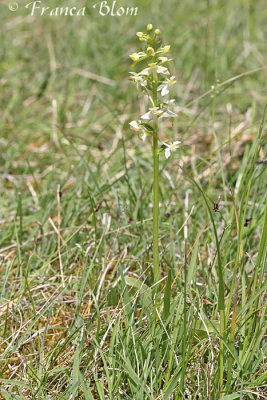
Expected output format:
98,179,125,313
0,0,266,398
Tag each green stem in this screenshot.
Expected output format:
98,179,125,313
152,83,160,301
153,121,160,290
219,309,224,396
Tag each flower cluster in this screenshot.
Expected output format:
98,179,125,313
129,24,181,158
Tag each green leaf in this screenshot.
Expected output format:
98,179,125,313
124,276,152,312
80,374,95,400
193,319,220,339
141,122,154,132
0,379,30,389
71,345,80,399
107,287,119,306
119,264,133,321
163,368,183,399
163,269,172,321
0,390,18,400
220,394,240,400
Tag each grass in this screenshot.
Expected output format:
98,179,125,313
0,0,266,398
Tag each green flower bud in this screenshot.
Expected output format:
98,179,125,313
129,53,140,62
154,29,161,36
147,24,153,32
136,32,143,38
163,45,171,53
146,47,155,56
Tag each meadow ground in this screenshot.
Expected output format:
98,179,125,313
0,0,266,399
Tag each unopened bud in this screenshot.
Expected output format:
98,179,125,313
147,47,155,56
129,53,140,62
155,29,161,36
147,24,153,32
163,45,171,54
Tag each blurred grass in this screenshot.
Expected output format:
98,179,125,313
0,0,266,399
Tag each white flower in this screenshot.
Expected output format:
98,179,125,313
129,72,148,94
165,99,175,105
129,120,148,141
139,132,147,141
157,56,168,64
163,141,181,159
140,105,177,121
157,56,173,65
140,111,152,120
157,76,176,96
141,107,161,120
139,63,170,77
129,120,140,131
160,108,177,118
159,100,177,118
129,72,147,89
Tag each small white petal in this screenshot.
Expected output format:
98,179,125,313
157,65,170,75
158,57,169,63
165,109,177,117
129,120,140,130
140,132,147,141
139,67,150,76
159,112,168,119
165,148,171,159
161,86,169,96
141,111,152,120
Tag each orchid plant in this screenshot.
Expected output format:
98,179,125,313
129,24,180,297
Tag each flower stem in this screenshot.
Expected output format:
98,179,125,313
152,84,160,299
153,123,160,289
